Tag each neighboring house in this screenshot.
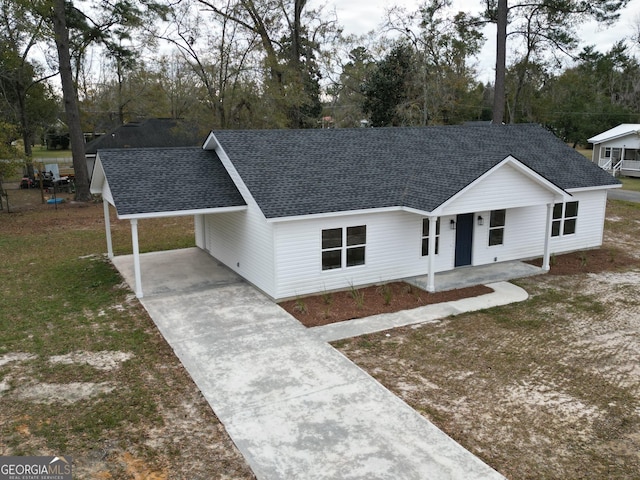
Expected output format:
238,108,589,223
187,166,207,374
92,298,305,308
84,118,204,178
588,124,640,177
90,124,621,299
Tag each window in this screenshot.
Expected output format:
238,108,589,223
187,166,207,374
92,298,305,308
552,201,578,237
321,226,366,270
602,147,621,161
489,209,506,246
421,218,440,256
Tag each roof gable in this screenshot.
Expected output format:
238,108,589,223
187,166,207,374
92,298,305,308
436,156,569,215
93,147,246,218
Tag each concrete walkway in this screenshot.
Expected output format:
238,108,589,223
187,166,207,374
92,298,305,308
113,248,510,480
312,281,528,342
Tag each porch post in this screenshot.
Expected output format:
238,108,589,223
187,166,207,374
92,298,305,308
103,199,114,259
542,203,554,271
427,216,437,292
130,219,144,298
194,214,205,249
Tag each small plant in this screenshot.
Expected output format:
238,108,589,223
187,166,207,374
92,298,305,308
378,284,393,306
321,288,333,306
349,282,365,309
322,306,332,319
293,297,308,314
550,253,556,266
578,252,588,268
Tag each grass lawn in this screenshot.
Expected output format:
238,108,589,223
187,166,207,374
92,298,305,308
619,176,640,192
0,185,254,479
30,146,73,159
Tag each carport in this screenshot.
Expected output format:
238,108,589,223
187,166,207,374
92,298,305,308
89,146,247,298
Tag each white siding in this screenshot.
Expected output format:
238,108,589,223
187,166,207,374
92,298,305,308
441,163,556,215
203,203,276,297
202,190,607,300
598,135,640,150
472,190,607,265
273,211,456,300
549,190,608,253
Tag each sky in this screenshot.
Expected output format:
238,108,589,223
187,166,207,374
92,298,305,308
318,0,640,82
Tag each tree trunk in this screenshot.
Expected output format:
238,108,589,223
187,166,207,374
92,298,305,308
51,0,91,201
492,0,507,124
16,88,33,158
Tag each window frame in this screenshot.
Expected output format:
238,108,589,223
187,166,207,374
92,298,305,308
421,218,440,256
321,225,367,271
488,209,506,246
551,201,579,237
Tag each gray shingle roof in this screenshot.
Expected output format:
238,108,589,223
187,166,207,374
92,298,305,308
86,118,203,154
214,124,619,219
98,147,246,216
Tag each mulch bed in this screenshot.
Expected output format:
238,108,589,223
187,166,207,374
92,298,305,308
526,247,640,275
280,282,493,328
283,247,640,329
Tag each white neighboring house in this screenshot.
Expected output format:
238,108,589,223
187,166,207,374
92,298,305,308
90,124,621,300
588,124,640,177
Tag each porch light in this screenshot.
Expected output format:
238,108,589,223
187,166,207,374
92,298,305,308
477,215,484,226
450,219,456,230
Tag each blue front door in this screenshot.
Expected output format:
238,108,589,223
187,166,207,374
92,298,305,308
455,213,474,267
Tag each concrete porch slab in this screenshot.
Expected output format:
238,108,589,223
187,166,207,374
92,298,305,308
408,260,544,292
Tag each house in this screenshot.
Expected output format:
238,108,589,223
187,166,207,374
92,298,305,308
90,124,621,299
84,118,204,179
588,124,640,177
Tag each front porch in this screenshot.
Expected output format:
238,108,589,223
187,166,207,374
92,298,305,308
598,158,640,177
408,261,544,292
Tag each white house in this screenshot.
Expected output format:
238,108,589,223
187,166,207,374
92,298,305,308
588,124,640,177
90,124,621,300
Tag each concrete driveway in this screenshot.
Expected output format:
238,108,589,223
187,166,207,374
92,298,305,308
113,247,505,480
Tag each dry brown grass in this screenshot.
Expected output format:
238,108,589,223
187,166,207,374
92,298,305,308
0,183,254,479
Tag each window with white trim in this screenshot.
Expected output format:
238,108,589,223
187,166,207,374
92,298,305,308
421,218,440,256
552,201,578,237
489,209,506,246
321,225,366,270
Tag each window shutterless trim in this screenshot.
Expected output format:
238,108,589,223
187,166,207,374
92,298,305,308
321,225,366,270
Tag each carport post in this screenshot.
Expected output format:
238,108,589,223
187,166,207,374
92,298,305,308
130,219,144,298
427,216,437,292
542,202,553,271
103,199,114,259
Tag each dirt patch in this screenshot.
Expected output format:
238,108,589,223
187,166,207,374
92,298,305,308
13,382,116,404
280,282,493,327
0,352,37,367
49,351,134,371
